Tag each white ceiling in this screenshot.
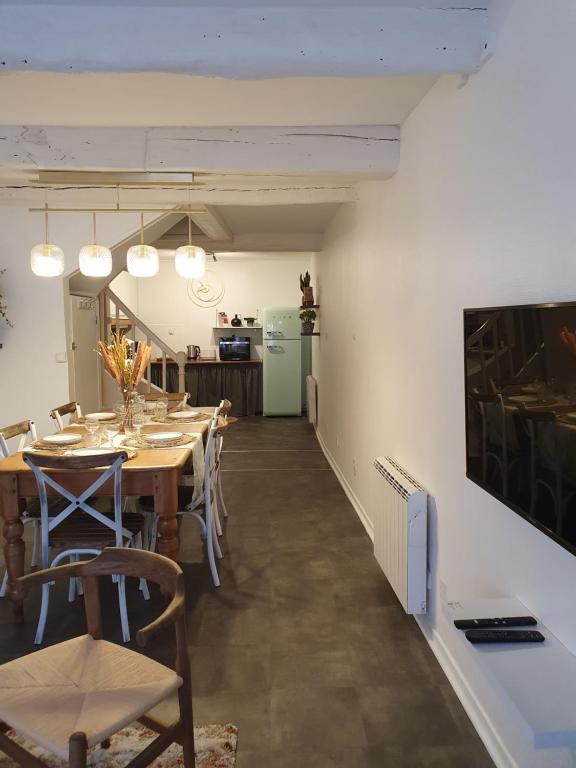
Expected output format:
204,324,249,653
0,1,490,6
218,203,339,234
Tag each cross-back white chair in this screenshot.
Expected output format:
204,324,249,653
49,401,82,430
142,392,190,410
0,420,40,598
22,450,150,644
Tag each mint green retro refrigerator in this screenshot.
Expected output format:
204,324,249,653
263,307,302,416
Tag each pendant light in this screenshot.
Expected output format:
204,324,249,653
78,212,112,277
127,213,159,277
30,204,65,277
175,214,206,278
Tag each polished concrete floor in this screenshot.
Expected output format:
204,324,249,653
0,417,494,767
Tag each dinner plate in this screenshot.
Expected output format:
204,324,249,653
42,433,83,445
168,410,199,420
143,431,184,444
71,447,116,457
85,411,116,421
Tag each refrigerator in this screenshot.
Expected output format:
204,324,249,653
263,307,302,416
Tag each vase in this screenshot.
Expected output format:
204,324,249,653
302,321,314,334
303,287,315,307
119,389,135,433
231,314,242,327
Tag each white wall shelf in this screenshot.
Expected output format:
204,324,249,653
213,326,262,331
446,596,576,749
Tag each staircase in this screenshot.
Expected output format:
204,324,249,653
101,287,187,395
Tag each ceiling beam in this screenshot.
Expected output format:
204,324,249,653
0,6,489,77
152,232,324,253
0,125,400,175
191,206,232,241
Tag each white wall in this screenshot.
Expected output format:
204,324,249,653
0,207,145,440
111,254,312,358
314,3,576,766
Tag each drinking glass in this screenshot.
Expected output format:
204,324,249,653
155,398,168,422
85,416,100,447
104,423,118,448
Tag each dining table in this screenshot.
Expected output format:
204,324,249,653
0,406,220,620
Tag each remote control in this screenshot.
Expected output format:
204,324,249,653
465,629,545,644
454,616,537,630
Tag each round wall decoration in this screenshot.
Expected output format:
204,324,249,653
187,270,225,308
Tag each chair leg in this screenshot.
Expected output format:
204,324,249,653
34,582,51,644
116,575,131,643
205,510,220,588
211,513,223,560
178,679,196,768
213,495,223,537
217,473,228,518
0,570,7,598
30,520,39,568
69,732,88,768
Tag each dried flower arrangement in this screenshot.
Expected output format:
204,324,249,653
0,269,13,328
98,331,151,394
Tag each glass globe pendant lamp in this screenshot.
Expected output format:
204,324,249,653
78,212,112,277
127,212,159,277
174,214,206,278
30,205,65,277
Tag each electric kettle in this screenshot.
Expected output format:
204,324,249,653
187,344,200,359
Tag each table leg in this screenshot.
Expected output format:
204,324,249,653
153,470,179,563
0,476,25,621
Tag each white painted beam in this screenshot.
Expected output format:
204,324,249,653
0,183,356,207
0,125,400,175
152,232,324,253
0,6,489,77
191,206,232,241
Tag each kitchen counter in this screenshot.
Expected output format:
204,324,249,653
150,359,263,415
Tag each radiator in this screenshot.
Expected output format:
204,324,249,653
373,457,428,614
306,375,318,425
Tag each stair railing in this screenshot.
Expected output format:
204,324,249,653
101,287,187,394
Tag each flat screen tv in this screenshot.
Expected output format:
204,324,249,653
465,301,576,555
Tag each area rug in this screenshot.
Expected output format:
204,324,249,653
0,723,238,768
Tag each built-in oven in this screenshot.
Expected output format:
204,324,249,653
219,335,251,361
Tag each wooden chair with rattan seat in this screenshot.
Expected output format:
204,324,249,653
0,547,195,768
49,401,82,430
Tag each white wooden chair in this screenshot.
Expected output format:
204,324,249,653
49,401,82,430
142,392,190,410
22,450,150,644
0,420,41,597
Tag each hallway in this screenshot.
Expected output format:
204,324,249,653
0,418,493,766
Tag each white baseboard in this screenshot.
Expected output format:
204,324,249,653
314,427,374,540
415,617,517,768
315,426,515,768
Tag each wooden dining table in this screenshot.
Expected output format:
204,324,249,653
0,413,214,620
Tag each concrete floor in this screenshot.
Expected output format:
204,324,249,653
0,417,494,767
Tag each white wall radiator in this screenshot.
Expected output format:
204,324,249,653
373,457,428,614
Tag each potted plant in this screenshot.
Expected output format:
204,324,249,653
299,271,315,307
300,308,317,334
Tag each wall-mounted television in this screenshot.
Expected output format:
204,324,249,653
464,301,576,556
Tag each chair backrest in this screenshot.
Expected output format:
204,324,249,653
142,392,190,409
203,407,221,495
0,419,38,457
22,451,129,569
17,548,188,670
49,401,82,430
